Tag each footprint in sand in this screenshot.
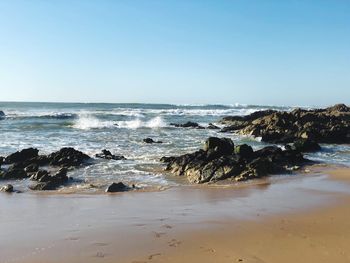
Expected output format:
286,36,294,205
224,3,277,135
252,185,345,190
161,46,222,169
92,242,109,247
66,236,80,241
148,253,162,260
168,239,182,247
153,231,166,238
94,251,106,258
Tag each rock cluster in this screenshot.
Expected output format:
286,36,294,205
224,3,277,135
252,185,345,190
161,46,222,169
95,149,126,160
161,137,310,183
0,147,91,190
219,104,350,144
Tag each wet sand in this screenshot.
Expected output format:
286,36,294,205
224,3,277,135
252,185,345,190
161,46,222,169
1,168,350,263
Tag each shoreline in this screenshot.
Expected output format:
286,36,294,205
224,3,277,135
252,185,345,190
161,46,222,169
1,167,350,262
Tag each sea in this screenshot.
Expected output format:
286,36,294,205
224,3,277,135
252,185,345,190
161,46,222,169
0,102,349,192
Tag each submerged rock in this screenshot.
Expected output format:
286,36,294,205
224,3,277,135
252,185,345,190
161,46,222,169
170,121,205,129
105,182,130,192
95,149,126,160
161,137,309,184
143,138,163,144
219,104,350,144
0,184,13,193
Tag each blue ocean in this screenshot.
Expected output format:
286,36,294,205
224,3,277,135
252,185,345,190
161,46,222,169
0,102,349,192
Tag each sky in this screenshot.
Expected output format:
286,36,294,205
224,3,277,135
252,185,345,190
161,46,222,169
0,0,349,106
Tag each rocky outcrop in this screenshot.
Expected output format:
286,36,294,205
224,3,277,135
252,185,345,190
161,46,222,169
219,104,350,144
4,148,39,164
105,182,130,192
143,138,163,144
47,148,91,167
95,150,126,160
29,168,69,190
161,137,309,184
170,121,205,129
0,110,5,119
1,147,91,190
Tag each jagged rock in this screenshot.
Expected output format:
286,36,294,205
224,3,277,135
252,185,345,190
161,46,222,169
234,144,254,158
0,110,5,119
4,148,39,164
105,182,130,192
292,139,321,152
161,137,309,184
207,123,220,129
30,170,50,181
24,163,39,173
29,168,68,191
95,149,126,160
170,121,205,129
0,184,13,193
220,104,350,144
48,147,90,167
1,165,27,179
143,138,163,144
204,137,234,155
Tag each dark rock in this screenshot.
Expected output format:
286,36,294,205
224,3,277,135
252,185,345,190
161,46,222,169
204,137,234,156
105,182,130,192
30,170,49,181
48,147,90,167
292,139,321,152
2,166,27,179
95,149,126,160
4,148,39,164
219,104,350,144
29,168,68,191
207,123,220,129
143,138,163,144
170,121,204,129
0,110,5,119
161,137,310,184
0,184,13,193
24,163,39,173
234,144,254,158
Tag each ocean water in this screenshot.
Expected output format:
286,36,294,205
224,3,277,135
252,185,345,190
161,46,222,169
0,102,349,192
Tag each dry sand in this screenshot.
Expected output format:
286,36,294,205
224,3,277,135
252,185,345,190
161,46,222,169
1,168,350,263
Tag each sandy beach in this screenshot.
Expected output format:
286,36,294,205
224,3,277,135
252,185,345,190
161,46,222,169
1,167,349,263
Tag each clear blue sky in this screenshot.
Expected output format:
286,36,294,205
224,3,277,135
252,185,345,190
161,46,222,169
0,0,349,106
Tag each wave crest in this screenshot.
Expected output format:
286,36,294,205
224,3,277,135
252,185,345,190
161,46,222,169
116,116,166,129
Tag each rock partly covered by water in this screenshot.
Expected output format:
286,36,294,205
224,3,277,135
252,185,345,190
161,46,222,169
161,137,310,184
105,182,130,192
219,104,350,144
143,138,163,144
0,184,14,193
170,121,205,129
0,147,91,190
29,168,69,190
0,110,5,119
95,149,126,160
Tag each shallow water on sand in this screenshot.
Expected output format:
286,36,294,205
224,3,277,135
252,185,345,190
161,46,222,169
0,102,349,192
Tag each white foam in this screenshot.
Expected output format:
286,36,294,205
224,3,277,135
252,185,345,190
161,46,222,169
72,114,115,130
116,116,166,129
